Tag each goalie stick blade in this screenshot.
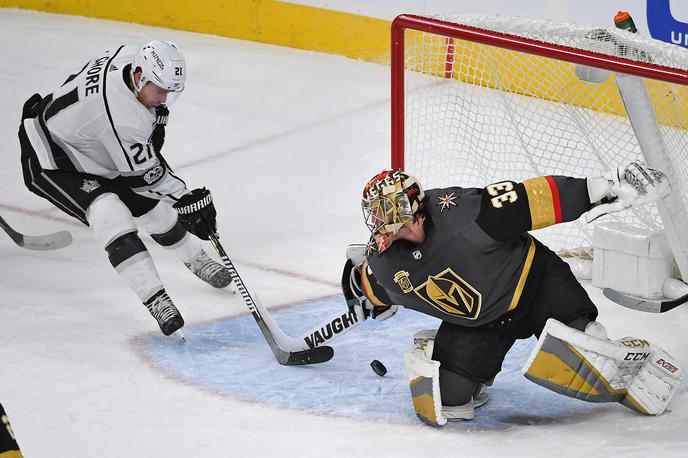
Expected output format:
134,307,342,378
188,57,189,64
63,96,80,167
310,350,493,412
0,216,72,250
254,313,334,365
602,287,688,313
282,346,335,366
209,234,335,366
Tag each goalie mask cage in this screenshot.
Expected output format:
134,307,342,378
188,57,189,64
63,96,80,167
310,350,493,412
391,14,688,279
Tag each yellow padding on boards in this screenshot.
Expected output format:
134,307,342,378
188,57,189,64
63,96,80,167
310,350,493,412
405,30,688,131
0,450,23,458
0,0,391,63
8,2,686,130
526,351,600,396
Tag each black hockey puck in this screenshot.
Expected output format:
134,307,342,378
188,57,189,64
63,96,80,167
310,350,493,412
370,359,387,377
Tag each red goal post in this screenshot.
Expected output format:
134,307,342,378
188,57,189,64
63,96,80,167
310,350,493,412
390,13,688,278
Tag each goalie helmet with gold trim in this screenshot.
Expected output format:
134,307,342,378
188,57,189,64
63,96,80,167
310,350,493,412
362,169,425,253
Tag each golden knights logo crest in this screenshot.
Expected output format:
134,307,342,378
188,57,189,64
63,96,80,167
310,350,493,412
414,268,482,319
393,270,413,293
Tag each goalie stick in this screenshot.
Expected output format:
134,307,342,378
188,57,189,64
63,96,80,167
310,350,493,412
603,287,688,313
264,302,366,351
0,215,72,250
209,233,335,365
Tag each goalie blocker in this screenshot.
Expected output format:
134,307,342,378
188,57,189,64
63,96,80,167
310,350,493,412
523,319,682,415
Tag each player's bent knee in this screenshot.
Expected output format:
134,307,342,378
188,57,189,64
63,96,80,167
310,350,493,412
86,193,137,248
105,232,148,269
439,367,480,406
136,201,179,236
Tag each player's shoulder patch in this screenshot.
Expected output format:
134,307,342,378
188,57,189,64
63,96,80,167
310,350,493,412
436,191,459,212
425,187,482,231
425,187,475,215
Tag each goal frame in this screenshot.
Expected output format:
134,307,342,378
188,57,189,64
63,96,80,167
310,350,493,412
390,13,688,170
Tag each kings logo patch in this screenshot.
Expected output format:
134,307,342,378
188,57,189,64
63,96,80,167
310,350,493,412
80,179,101,193
414,268,482,319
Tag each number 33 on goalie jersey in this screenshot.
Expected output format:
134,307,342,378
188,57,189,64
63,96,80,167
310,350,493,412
26,45,186,201
364,176,593,327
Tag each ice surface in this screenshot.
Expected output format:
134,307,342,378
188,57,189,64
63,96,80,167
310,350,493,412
1,8,688,458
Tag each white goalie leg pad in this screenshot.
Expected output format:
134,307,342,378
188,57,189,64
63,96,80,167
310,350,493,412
523,319,643,404
523,319,683,415
403,332,447,427
86,193,137,248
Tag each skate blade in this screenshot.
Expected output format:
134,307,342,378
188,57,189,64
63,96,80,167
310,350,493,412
173,329,188,343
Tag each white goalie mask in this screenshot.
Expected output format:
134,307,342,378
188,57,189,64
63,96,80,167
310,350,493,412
131,40,186,95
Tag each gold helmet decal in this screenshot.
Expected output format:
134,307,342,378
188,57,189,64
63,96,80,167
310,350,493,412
361,169,425,253
414,268,482,319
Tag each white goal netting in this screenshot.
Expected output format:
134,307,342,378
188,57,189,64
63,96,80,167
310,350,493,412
399,14,688,270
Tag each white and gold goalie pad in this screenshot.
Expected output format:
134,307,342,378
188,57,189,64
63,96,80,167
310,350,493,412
403,330,447,427
523,319,682,415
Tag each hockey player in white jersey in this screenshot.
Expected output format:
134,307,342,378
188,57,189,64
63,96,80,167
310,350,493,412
18,41,231,336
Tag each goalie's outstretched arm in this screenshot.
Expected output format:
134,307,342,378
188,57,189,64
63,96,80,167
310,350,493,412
475,175,592,241
475,162,670,240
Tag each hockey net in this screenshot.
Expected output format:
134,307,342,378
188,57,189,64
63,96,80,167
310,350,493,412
392,14,688,276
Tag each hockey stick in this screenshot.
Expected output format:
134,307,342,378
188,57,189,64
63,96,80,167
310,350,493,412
209,233,334,365
603,287,688,313
0,215,72,250
271,306,365,351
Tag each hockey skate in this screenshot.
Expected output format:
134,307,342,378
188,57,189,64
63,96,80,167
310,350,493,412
144,290,185,336
184,250,233,289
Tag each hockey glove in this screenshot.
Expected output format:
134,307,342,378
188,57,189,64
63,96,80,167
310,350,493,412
173,188,217,240
155,104,169,126
586,161,670,222
151,104,168,153
341,254,397,322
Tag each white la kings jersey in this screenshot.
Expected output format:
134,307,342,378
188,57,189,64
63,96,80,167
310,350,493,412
24,45,187,201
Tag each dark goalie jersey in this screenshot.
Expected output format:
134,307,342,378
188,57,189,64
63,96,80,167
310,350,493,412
363,176,593,327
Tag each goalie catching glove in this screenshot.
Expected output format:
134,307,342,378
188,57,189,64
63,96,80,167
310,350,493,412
173,187,218,240
341,244,398,321
586,161,670,222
